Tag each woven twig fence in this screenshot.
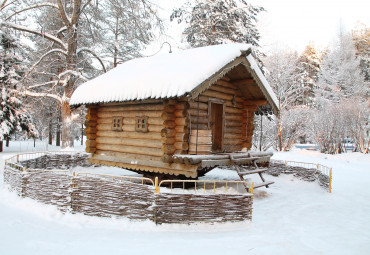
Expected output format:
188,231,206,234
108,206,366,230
268,160,332,193
3,152,254,224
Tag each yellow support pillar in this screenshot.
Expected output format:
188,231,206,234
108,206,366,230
154,177,160,194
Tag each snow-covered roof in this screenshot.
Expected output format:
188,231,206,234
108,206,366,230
70,44,279,112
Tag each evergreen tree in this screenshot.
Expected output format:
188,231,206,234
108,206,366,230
0,31,37,151
317,31,365,106
171,0,264,48
297,43,321,106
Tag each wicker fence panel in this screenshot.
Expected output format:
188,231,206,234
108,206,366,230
3,166,23,196
154,193,253,224
22,171,72,212
72,176,155,220
268,161,330,190
20,153,91,169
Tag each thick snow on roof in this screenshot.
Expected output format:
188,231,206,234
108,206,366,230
70,43,278,110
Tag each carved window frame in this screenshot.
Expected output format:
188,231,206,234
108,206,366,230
135,116,148,132
112,116,123,131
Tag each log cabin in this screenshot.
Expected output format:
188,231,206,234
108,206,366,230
70,44,279,178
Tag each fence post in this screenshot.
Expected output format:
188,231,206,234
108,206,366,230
16,154,19,163
285,160,287,168
154,177,160,194
317,164,319,170
329,168,332,193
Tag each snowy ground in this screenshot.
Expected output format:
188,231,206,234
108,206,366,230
0,141,369,255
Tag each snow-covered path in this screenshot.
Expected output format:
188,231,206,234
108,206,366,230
0,146,369,255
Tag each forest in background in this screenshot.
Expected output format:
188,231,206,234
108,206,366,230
0,0,369,154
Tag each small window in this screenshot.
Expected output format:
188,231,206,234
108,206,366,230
112,117,122,131
136,116,148,132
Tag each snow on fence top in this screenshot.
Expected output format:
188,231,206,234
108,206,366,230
70,43,278,110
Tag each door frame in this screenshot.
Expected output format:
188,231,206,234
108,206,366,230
208,98,225,153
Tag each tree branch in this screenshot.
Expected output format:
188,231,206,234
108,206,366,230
2,22,67,50
23,48,67,80
5,3,59,21
77,47,106,72
56,0,71,27
23,90,63,104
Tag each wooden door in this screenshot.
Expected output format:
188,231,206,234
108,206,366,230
209,102,224,152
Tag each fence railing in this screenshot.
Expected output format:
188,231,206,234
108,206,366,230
158,180,254,194
271,159,332,193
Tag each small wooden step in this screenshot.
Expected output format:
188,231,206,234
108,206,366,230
253,181,275,189
239,168,268,175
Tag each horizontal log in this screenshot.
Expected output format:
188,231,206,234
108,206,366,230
161,137,176,144
225,133,242,139
96,123,162,132
98,103,163,112
85,120,97,127
97,110,162,118
175,133,188,141
244,99,267,106
95,150,162,162
190,123,209,130
96,143,163,157
96,137,162,148
161,154,173,163
161,128,176,138
202,90,233,101
189,144,212,152
96,130,162,140
86,114,98,121
175,126,189,133
174,101,190,110
174,109,187,118
225,127,243,134
188,109,208,117
188,150,211,155
225,107,244,114
189,101,208,111
161,112,175,120
189,136,212,144
174,142,188,150
175,117,189,126
86,133,97,140
210,84,240,95
86,147,96,153
225,120,243,127
232,78,255,86
85,126,97,134
164,120,176,129
224,145,243,152
223,139,243,145
86,140,96,148
190,117,209,125
225,115,243,121
161,144,176,154
190,130,211,136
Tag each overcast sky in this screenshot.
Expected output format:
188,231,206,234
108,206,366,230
250,0,369,53
148,0,370,55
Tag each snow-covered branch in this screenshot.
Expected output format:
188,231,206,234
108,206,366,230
28,81,58,89
5,3,59,21
23,90,62,104
77,47,106,72
1,22,67,50
23,49,67,81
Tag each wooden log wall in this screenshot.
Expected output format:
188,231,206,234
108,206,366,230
188,78,257,153
94,102,164,161
161,99,190,161
85,106,98,153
